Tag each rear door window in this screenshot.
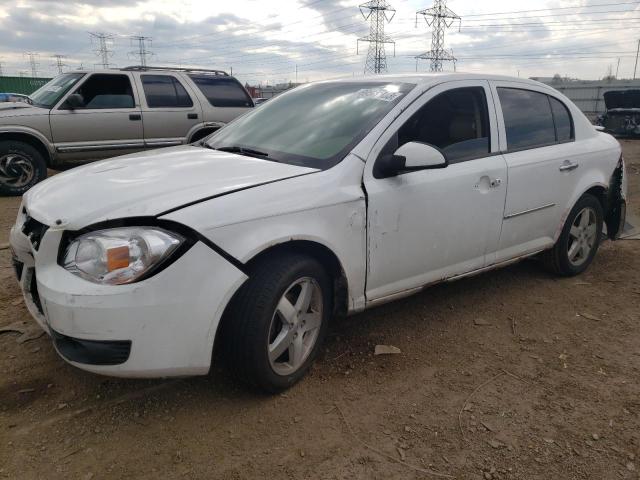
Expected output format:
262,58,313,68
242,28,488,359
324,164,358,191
188,75,253,107
141,75,193,108
498,88,557,151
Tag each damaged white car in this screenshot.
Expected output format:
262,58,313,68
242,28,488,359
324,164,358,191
10,74,627,391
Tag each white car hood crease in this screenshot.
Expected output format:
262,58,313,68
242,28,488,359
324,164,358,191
23,145,319,229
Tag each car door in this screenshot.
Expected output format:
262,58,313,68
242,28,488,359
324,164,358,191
490,82,578,262
363,80,507,302
135,73,203,148
49,73,144,162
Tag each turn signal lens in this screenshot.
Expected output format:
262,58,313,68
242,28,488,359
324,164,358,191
106,245,130,271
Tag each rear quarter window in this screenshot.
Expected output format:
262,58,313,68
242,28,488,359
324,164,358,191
189,75,253,108
549,97,574,142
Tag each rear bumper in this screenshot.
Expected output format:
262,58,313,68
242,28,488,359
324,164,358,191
10,224,248,378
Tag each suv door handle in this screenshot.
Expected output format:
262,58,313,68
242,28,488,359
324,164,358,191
129,114,141,121
188,113,198,119
559,161,579,172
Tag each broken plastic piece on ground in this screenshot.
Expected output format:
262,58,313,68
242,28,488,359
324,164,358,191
374,345,401,355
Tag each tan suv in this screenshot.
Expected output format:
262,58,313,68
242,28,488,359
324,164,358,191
0,66,254,195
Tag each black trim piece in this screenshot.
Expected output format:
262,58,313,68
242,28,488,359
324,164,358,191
51,328,131,366
156,171,318,217
58,217,246,277
21,216,49,251
12,257,24,282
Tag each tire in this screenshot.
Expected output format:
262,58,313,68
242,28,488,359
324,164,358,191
0,140,47,196
223,252,332,393
543,193,604,276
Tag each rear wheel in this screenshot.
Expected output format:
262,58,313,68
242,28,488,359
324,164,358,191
543,193,603,276
223,253,332,392
0,141,47,196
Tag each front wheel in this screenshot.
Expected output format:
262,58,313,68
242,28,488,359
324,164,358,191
0,141,47,196
223,252,332,392
543,193,603,276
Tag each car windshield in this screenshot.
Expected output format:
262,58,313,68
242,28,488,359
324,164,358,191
29,73,84,108
206,81,415,168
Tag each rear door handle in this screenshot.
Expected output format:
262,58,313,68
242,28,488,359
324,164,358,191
129,114,141,121
188,113,198,119
559,161,579,172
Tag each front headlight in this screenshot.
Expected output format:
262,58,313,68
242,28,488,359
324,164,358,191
62,227,184,285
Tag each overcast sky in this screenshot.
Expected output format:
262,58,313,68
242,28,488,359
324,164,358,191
0,0,639,85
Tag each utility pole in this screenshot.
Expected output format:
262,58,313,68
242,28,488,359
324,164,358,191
0,60,3,76
616,57,621,79
129,35,153,67
357,0,396,74
90,32,115,69
24,52,40,77
415,0,461,72
52,54,67,74
634,39,640,80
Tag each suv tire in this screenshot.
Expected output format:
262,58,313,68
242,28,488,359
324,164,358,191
543,193,604,276
223,252,332,392
0,140,47,196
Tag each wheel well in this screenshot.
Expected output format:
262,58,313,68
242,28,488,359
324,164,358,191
584,185,607,212
245,241,350,317
0,132,52,166
189,127,219,143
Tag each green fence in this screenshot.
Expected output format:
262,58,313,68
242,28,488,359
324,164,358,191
0,76,52,95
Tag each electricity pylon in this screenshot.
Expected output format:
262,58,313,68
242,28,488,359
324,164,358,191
357,0,396,74
415,0,461,72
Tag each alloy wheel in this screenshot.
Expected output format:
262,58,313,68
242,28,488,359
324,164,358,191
567,207,598,267
267,277,323,376
0,153,35,188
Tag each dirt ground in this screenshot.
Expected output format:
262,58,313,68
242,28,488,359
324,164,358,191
1,143,639,480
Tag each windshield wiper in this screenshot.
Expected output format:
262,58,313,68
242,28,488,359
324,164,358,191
215,145,269,158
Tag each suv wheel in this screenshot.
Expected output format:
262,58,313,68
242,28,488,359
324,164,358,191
0,141,47,196
223,252,332,392
543,193,603,276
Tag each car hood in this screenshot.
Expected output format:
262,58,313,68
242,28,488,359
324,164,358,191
0,102,44,118
23,145,319,229
603,90,640,110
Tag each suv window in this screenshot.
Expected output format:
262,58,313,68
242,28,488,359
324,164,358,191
498,88,566,151
188,75,253,107
141,75,193,108
65,74,135,109
549,96,573,142
380,87,490,166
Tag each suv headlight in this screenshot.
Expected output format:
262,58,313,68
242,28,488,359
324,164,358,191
62,227,184,285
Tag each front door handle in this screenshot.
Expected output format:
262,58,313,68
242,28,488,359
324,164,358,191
129,114,141,121
559,161,579,172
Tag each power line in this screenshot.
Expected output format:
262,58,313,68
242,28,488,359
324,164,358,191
89,32,115,69
129,35,154,67
357,0,396,74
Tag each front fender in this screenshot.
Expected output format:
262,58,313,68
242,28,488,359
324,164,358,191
0,125,56,161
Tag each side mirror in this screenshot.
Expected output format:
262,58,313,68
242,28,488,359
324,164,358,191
65,93,84,110
395,141,447,170
376,141,448,178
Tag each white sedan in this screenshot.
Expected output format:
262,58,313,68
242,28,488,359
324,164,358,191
9,73,627,391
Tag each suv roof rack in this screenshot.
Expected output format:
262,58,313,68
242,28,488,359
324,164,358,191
121,66,229,76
